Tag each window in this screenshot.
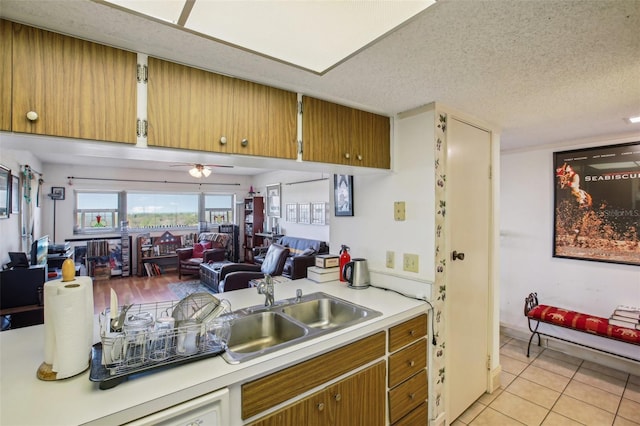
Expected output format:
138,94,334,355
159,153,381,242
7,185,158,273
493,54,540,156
75,192,120,232
204,194,235,224
127,192,199,229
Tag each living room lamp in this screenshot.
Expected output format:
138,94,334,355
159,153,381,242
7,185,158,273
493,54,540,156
189,164,211,178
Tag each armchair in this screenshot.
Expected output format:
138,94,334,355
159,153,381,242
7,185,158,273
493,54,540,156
176,233,229,279
219,244,290,292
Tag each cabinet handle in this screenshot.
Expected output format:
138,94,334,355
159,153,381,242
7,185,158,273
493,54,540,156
317,402,325,411
220,136,227,145
356,154,363,161
344,153,350,159
409,393,415,400
409,360,415,367
409,329,415,336
241,138,249,147
334,393,342,402
26,111,39,121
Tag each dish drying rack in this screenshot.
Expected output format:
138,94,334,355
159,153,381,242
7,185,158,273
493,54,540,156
90,296,231,389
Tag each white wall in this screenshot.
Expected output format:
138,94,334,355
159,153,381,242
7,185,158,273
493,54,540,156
330,108,435,298
0,148,43,266
500,134,640,359
251,170,330,243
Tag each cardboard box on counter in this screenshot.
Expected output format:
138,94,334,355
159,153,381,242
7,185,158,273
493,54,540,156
315,254,339,268
307,266,340,283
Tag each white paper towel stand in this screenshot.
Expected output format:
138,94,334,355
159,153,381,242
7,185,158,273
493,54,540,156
37,261,93,381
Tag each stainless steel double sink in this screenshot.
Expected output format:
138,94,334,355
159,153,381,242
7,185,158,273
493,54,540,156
221,292,382,364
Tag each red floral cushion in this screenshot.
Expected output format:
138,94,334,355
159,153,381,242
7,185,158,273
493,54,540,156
528,304,640,345
192,241,212,258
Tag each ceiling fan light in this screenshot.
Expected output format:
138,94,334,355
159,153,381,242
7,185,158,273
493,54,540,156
189,167,201,178
202,167,212,177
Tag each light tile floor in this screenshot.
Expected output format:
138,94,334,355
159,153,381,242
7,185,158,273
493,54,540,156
452,335,640,426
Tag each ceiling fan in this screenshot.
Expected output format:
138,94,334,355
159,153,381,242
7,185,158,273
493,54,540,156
170,163,234,178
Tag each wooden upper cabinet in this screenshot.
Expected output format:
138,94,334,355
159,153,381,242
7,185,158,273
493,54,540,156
0,20,12,132
11,23,136,143
147,57,297,159
302,96,390,169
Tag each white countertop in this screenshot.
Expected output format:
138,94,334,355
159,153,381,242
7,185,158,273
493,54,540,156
0,279,427,426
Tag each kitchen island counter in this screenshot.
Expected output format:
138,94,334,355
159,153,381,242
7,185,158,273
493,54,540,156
0,279,428,425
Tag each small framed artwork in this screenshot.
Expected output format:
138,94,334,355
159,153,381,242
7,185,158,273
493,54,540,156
298,203,311,224
11,175,20,214
286,203,298,223
266,183,281,218
311,202,327,225
51,186,65,200
0,165,9,219
334,174,354,217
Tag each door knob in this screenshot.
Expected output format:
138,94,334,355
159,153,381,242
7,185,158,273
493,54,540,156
452,251,465,261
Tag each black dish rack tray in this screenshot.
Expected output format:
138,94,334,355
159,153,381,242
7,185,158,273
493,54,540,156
89,342,225,390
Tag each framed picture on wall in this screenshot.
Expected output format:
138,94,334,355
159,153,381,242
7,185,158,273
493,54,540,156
266,183,281,218
286,203,297,223
50,186,65,200
0,165,9,219
334,174,353,216
553,141,640,266
11,175,20,214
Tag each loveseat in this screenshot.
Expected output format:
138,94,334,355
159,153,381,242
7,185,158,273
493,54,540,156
253,236,329,280
176,232,229,279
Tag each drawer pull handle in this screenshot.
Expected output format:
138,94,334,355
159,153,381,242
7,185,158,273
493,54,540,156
409,360,415,367
409,393,415,400
334,393,342,402
409,329,415,336
317,403,325,411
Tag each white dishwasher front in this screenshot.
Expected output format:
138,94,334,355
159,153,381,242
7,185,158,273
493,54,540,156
126,388,229,426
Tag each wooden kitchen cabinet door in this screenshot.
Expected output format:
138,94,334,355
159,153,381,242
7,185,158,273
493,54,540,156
230,78,270,156
11,23,136,143
267,86,297,159
0,20,12,131
249,390,328,426
147,57,235,154
326,361,386,426
302,96,390,168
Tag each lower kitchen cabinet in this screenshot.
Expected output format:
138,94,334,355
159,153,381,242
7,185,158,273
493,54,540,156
388,314,428,425
249,361,386,426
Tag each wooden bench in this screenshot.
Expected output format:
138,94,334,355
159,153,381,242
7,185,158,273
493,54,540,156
524,292,640,362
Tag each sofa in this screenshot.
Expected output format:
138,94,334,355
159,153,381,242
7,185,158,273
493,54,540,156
253,236,329,280
175,232,229,279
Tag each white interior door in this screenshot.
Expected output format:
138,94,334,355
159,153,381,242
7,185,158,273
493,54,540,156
446,117,492,423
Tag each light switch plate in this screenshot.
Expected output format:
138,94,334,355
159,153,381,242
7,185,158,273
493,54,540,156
386,251,395,269
403,253,419,272
394,201,406,221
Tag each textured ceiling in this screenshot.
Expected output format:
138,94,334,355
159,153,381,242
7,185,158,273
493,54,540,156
1,0,639,171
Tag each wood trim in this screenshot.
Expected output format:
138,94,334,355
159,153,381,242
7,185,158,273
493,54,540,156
242,331,385,419
388,314,427,352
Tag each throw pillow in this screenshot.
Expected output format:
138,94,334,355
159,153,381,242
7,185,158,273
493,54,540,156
302,247,316,256
192,241,212,257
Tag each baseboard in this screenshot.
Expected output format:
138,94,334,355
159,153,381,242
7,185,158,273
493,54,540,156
500,324,640,376
430,412,446,426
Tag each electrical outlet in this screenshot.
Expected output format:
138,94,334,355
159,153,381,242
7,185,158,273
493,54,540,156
403,253,419,272
394,201,406,221
386,251,395,269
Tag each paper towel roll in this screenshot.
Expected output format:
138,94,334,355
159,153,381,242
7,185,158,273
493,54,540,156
38,276,94,380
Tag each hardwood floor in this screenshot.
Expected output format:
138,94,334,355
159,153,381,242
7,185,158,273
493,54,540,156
92,271,188,314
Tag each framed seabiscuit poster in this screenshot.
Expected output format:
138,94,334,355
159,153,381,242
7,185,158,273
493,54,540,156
553,141,640,266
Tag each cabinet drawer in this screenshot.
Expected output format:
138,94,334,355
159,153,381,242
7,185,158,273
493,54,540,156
393,401,428,426
388,339,427,388
388,370,427,424
389,314,427,352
